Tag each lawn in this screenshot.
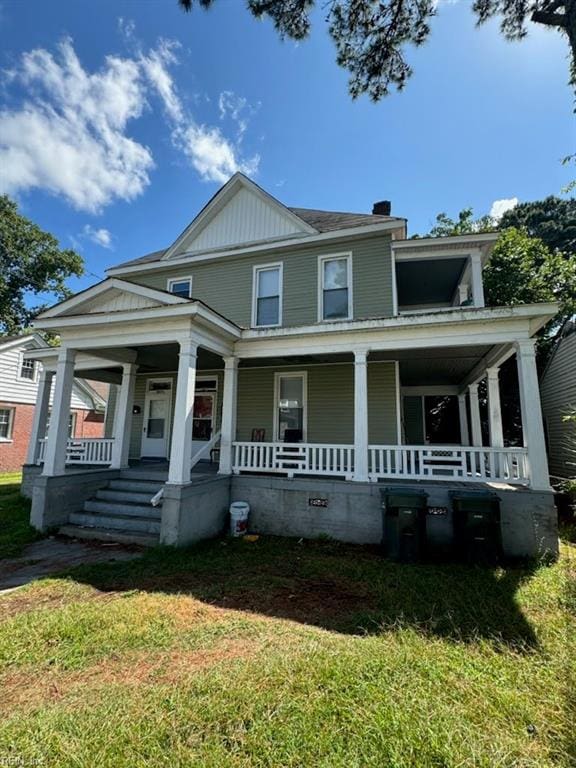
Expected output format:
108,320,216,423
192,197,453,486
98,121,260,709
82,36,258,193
0,472,40,559
0,527,573,768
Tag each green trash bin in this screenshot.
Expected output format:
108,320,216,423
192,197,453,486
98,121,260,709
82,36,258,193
450,490,501,563
382,488,428,562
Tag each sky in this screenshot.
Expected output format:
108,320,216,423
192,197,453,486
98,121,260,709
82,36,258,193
0,0,573,297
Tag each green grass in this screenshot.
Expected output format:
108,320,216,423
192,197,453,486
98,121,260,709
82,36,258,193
0,472,41,559
0,526,574,768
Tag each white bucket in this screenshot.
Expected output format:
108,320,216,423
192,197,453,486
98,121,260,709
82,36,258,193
230,501,250,537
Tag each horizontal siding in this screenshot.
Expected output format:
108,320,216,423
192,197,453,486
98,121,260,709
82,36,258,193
541,332,576,477
0,345,92,410
236,362,398,444
128,370,223,459
127,233,394,328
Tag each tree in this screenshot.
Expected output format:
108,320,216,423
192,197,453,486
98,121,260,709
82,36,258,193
178,0,576,100
483,227,576,324
499,195,576,256
418,207,495,238
0,195,84,335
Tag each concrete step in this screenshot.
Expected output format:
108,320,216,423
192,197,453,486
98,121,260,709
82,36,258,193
69,512,161,535
96,489,160,505
120,470,168,482
109,479,165,494
84,500,161,519
59,524,158,547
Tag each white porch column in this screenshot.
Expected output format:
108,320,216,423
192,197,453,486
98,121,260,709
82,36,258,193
110,363,137,469
516,339,551,491
168,339,198,485
468,383,483,447
218,356,238,475
470,251,485,308
457,393,470,446
486,366,504,448
42,348,76,476
26,369,54,464
353,349,369,482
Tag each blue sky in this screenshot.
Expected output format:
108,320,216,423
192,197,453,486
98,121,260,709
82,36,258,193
0,0,573,296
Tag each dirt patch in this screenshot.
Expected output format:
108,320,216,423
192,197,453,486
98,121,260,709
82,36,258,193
0,638,256,712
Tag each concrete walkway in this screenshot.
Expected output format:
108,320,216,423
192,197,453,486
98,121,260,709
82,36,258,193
0,537,143,592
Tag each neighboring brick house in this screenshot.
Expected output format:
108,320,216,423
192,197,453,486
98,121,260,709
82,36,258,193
0,334,107,472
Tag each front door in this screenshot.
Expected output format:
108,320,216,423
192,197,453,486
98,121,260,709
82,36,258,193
141,378,173,458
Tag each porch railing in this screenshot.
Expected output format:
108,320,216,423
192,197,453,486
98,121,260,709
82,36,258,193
231,442,530,485
368,445,529,484
232,442,354,479
36,438,115,466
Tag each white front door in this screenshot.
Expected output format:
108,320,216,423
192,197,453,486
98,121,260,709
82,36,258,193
141,378,173,458
191,392,216,460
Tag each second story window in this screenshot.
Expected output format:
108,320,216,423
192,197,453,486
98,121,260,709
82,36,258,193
253,264,282,327
20,357,36,381
167,277,192,298
319,254,352,321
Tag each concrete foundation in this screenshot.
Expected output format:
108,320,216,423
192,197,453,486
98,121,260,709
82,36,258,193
160,475,231,547
29,469,121,532
230,475,559,560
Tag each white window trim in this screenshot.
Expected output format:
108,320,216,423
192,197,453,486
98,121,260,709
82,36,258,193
317,252,353,323
193,375,219,441
273,371,308,442
18,353,37,382
252,262,283,328
69,411,77,438
0,406,15,442
166,276,193,298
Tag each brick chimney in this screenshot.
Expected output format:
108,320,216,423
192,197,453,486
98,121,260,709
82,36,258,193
372,200,391,216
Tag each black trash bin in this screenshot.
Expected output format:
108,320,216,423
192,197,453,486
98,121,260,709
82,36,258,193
382,488,428,562
450,490,501,563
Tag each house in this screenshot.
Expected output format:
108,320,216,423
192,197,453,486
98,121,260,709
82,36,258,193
21,174,558,557
540,316,576,480
0,333,107,473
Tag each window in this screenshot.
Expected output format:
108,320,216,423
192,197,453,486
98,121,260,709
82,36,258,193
45,412,77,438
167,277,192,298
274,373,307,441
19,357,36,381
0,408,15,440
319,254,352,321
253,264,282,327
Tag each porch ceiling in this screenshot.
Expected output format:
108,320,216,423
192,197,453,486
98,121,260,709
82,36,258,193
396,258,467,307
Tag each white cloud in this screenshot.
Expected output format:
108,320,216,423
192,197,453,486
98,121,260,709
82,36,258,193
82,224,113,248
0,34,260,210
490,197,518,221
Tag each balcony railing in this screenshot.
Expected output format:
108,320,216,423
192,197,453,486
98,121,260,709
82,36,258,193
36,438,114,465
232,442,529,485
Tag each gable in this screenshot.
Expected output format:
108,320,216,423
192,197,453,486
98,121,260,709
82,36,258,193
164,173,316,259
62,287,163,316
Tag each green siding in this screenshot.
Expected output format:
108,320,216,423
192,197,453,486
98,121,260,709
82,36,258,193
128,370,223,459
236,362,398,444
125,233,393,328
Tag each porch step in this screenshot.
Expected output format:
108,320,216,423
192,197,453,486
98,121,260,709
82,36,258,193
58,524,158,547
120,470,168,482
108,479,165,494
69,511,161,535
96,489,159,505
83,499,161,519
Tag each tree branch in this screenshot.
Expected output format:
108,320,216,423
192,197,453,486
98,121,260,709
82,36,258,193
531,9,568,27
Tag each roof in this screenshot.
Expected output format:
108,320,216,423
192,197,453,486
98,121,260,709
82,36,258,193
0,332,48,352
110,208,401,271
287,207,397,233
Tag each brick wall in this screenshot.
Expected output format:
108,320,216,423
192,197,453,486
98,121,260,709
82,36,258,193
0,401,104,473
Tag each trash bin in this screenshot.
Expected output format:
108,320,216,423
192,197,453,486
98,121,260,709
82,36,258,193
230,501,250,537
450,491,501,563
381,488,428,562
